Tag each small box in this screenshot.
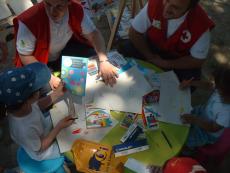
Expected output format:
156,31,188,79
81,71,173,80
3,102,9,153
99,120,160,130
113,139,149,157
120,123,142,143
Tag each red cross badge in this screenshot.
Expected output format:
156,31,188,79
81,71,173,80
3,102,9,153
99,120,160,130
180,30,191,43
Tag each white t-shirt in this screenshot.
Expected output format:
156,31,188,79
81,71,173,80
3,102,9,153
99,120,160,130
131,3,210,59
16,8,96,62
204,91,230,138
8,103,60,161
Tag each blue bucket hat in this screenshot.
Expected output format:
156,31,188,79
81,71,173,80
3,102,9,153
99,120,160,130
0,62,51,106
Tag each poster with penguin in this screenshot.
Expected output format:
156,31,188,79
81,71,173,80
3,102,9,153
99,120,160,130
61,56,88,96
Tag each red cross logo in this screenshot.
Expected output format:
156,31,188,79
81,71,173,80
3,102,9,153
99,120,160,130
180,30,191,43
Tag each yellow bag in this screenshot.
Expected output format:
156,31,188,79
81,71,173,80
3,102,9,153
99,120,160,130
72,139,112,173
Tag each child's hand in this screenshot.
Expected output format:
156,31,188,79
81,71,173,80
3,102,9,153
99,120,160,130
179,77,194,89
49,74,61,90
57,115,74,129
181,114,196,124
54,81,66,97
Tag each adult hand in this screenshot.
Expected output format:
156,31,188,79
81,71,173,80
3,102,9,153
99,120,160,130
49,74,61,90
57,115,74,129
98,61,118,87
181,114,196,124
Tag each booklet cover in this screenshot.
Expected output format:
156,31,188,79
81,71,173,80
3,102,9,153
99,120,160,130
72,139,112,173
113,134,149,157
86,105,112,128
142,90,160,130
120,112,138,128
61,56,88,96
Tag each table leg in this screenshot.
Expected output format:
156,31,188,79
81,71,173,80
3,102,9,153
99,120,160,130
106,0,126,51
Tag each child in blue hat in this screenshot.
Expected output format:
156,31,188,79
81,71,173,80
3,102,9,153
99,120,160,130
0,62,74,161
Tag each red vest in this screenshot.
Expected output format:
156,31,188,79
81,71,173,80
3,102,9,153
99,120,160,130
13,0,90,67
147,0,215,58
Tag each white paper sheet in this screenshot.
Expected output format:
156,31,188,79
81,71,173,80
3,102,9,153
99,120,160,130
93,66,152,113
157,71,192,125
50,100,118,153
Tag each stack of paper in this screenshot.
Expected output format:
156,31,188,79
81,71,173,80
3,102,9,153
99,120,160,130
157,71,192,125
93,66,153,114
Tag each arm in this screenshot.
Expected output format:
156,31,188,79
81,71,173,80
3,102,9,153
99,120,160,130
17,21,60,89
151,30,210,69
129,26,158,61
19,54,38,65
84,30,118,86
40,115,74,151
20,53,60,90
181,114,223,132
130,27,205,69
37,82,65,111
160,55,205,69
180,79,215,90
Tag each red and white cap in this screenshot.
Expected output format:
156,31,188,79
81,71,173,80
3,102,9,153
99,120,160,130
163,157,207,173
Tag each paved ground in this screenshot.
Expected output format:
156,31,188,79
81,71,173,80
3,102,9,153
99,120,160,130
0,0,229,172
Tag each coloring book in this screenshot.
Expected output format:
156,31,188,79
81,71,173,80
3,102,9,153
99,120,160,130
61,56,88,96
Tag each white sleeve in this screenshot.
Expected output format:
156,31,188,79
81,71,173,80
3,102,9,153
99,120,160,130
131,3,151,33
216,111,230,128
16,21,36,55
190,30,210,59
81,10,96,35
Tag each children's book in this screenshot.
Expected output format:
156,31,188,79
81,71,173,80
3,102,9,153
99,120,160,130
142,90,160,130
113,133,149,157
72,139,112,173
86,105,113,128
61,56,88,96
120,112,138,128
87,51,128,76
107,51,127,69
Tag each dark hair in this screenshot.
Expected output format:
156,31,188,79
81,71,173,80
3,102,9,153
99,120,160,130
213,63,230,100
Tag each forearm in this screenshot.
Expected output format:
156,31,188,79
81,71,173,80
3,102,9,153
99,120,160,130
190,80,214,90
19,54,38,65
168,56,205,69
38,90,62,111
129,27,156,60
85,30,107,61
40,125,60,151
192,116,223,132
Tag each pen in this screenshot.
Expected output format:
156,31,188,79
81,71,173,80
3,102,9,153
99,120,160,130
70,117,78,120
161,130,172,149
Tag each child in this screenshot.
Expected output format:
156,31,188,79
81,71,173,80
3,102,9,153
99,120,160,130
180,62,230,149
0,62,74,161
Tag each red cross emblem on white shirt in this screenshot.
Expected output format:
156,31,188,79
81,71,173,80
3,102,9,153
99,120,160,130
180,30,191,43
